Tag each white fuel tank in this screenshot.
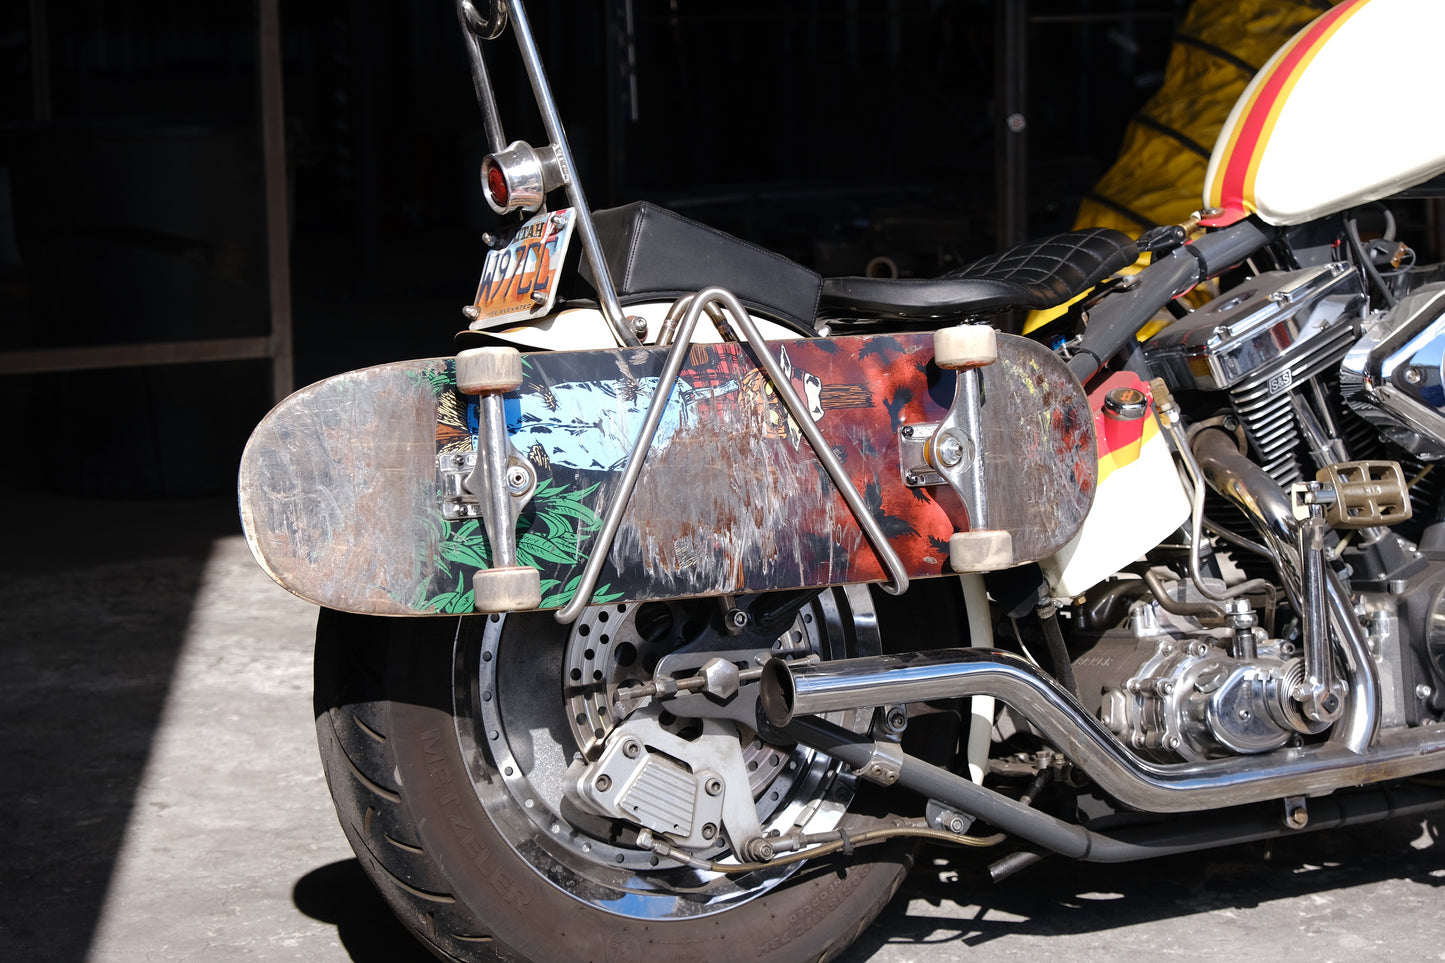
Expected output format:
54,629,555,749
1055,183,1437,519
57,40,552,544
1203,0,1445,226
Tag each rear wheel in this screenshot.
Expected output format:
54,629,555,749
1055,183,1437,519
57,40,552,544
315,588,934,962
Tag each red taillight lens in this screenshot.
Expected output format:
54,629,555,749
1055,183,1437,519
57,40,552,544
484,160,509,208
480,142,547,214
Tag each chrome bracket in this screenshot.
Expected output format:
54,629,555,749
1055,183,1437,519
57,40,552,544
896,370,987,523
854,737,903,786
553,286,909,624
566,715,767,857
898,423,946,488
439,448,537,524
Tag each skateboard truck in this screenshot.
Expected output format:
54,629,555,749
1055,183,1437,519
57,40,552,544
900,323,1014,574
455,346,543,612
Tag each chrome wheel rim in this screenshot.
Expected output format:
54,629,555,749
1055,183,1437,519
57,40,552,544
452,587,879,918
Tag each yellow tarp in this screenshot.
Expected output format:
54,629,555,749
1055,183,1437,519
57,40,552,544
1074,0,1342,235
1026,0,1340,334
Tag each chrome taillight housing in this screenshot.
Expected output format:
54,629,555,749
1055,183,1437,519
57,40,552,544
480,140,565,214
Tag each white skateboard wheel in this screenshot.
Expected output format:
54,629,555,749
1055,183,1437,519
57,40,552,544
456,346,524,394
934,325,998,369
472,565,541,612
949,530,1014,573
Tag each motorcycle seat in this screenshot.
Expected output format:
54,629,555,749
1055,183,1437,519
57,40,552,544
819,227,1139,319
580,200,822,334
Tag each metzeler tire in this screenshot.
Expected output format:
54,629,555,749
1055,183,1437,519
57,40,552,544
314,603,925,963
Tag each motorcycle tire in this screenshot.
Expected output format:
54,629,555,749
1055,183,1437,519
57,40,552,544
314,591,940,963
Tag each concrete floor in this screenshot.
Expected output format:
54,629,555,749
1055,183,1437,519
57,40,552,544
4,483,1444,963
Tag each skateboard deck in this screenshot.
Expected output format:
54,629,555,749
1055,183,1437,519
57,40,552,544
239,332,1096,615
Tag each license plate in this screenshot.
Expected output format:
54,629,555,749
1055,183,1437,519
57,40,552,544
469,208,576,327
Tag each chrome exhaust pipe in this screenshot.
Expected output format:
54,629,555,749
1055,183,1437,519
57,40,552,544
760,649,1445,815
1191,427,1380,753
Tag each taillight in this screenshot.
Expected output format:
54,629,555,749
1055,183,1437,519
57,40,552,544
480,140,556,214
483,158,510,210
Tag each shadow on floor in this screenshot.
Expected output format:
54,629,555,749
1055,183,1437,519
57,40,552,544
0,479,242,962
841,813,1445,959
293,860,439,963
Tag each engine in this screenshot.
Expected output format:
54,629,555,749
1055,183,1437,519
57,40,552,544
1066,256,1445,762
1075,578,1322,762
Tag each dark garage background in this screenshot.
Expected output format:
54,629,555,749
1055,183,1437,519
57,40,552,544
0,0,1187,498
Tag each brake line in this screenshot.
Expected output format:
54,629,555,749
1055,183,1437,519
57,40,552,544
636,824,1007,874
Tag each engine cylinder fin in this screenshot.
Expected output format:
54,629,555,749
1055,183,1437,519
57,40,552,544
1225,322,1362,490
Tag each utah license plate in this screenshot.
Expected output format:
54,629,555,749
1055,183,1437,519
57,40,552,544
469,208,576,327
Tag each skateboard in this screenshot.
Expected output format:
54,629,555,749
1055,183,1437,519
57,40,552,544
238,331,1096,616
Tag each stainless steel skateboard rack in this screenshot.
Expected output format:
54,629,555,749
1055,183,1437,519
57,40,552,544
551,286,911,623
461,287,912,620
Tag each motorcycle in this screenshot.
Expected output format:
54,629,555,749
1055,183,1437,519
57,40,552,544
243,0,1445,959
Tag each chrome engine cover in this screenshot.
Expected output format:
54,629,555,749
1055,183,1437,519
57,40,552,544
1341,282,1445,460
1144,263,1363,393
1144,263,1366,484
1084,585,1315,763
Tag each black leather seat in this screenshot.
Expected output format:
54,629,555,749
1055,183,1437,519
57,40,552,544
581,201,822,332
820,227,1139,319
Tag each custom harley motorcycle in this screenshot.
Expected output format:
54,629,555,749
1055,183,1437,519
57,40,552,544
256,0,1445,959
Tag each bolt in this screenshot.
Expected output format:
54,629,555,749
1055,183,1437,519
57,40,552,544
1418,684,1434,701
887,707,908,731
506,465,531,494
935,431,967,468
701,823,718,841
595,774,612,793
704,777,723,797
1322,694,1339,714
530,289,548,307
726,608,749,630
622,740,641,759
463,304,481,320
946,814,967,834
1006,112,1027,132
629,315,649,336
905,471,921,486
901,425,915,438
1406,366,1425,385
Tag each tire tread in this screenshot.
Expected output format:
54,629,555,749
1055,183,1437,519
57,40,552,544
315,610,505,963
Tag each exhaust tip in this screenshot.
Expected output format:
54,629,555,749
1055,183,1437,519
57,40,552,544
758,658,797,728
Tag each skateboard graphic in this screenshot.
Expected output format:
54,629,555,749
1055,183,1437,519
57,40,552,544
239,331,1097,616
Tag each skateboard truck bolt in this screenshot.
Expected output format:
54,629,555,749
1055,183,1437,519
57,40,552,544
931,429,969,469
506,464,533,495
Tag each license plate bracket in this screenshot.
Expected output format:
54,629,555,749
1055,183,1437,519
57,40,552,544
469,208,576,328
